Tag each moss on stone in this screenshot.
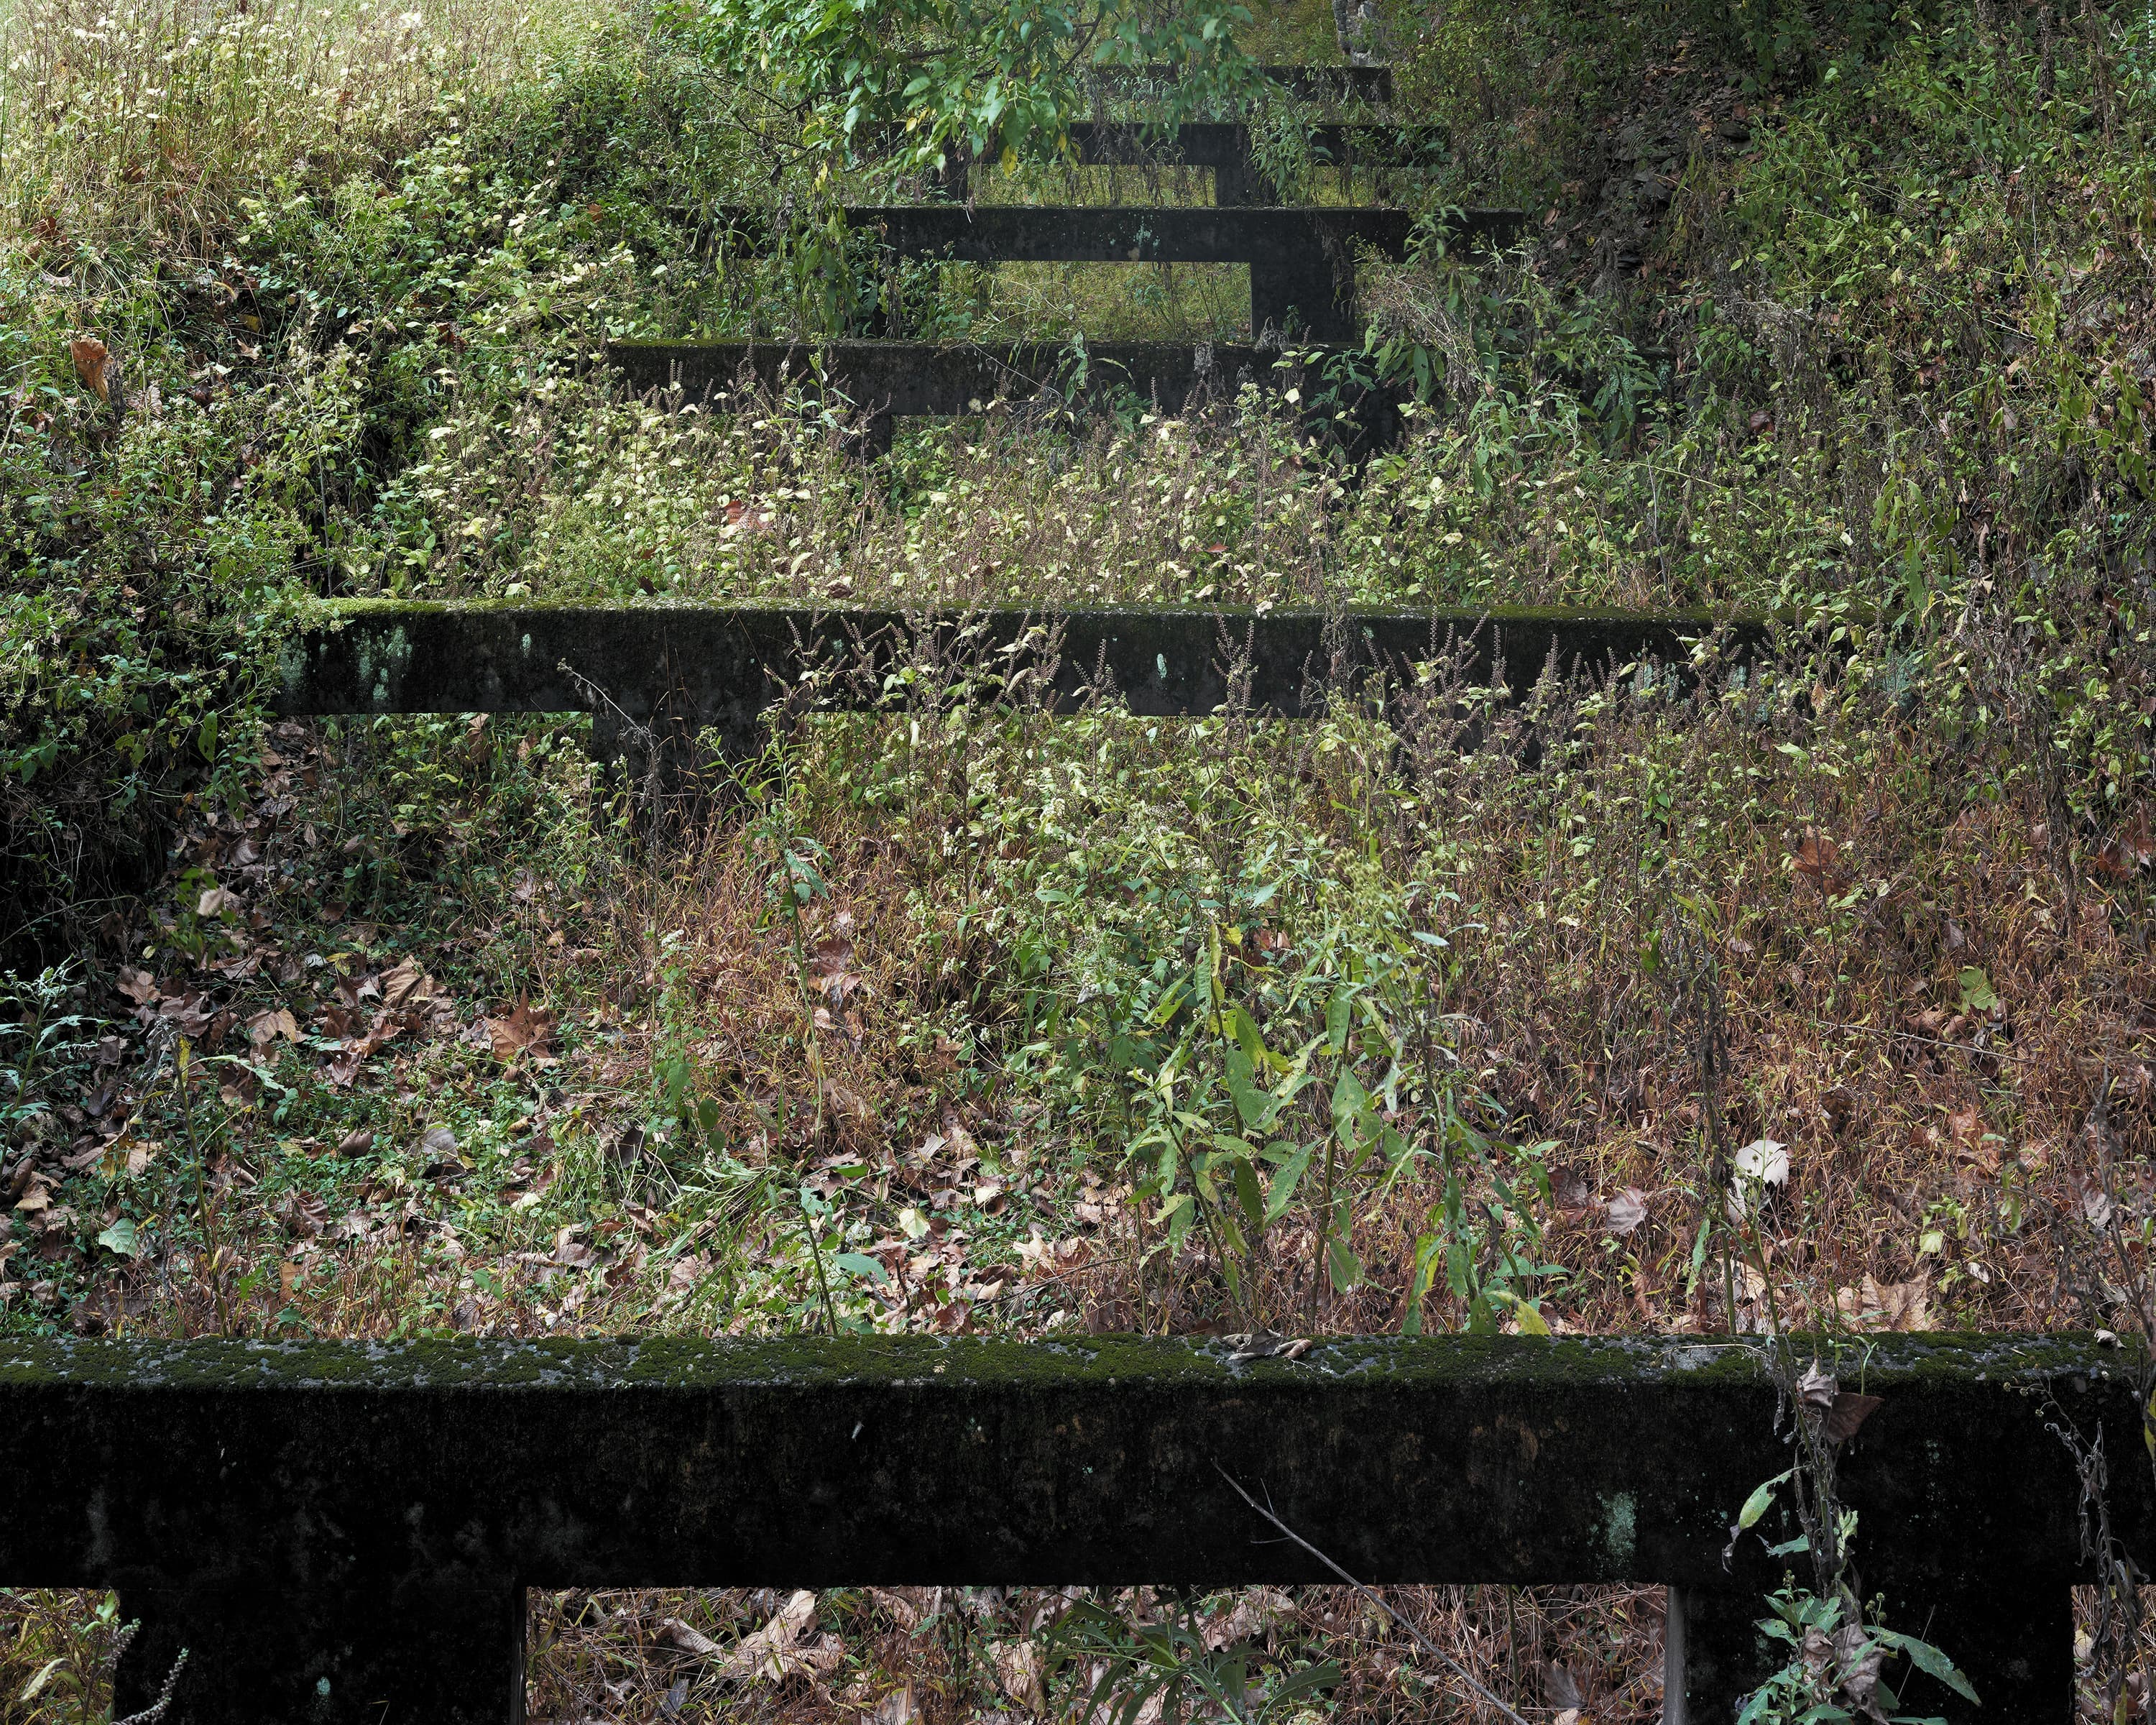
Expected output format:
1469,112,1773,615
0,1332,2139,1394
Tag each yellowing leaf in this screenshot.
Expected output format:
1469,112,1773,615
1738,1468,1792,1531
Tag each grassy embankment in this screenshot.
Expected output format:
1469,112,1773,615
4,0,2155,1716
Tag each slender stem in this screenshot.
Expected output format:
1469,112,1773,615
1311,1128,1335,1326
175,1039,231,1335
800,1187,839,1335
1212,1464,1534,1725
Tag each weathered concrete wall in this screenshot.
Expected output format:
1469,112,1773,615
611,339,1309,417
608,339,1409,450
707,204,1476,262
5,1332,2135,1591
701,205,1518,338
1062,121,1447,170
1091,63,1393,101
0,1334,2143,1722
272,600,1762,748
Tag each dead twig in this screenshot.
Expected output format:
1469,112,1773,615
1212,1463,1534,1725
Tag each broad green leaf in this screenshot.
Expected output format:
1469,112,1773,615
833,1251,888,1285
1162,1192,1195,1254
1326,1234,1362,1292
1325,986,1353,1052
97,1218,141,1258
1400,1231,1443,1336
1233,1156,1266,1233
1872,1627,1980,1704
1265,1146,1312,1224
1738,1469,1793,1532
1956,966,1998,1012
1330,1067,1368,1133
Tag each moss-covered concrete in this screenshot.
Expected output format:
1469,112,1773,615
1098,62,1392,101
1063,119,1448,169
696,205,1519,339
0,1328,2126,1391
612,339,1353,418
274,602,1774,752
0,1333,2139,1721
710,204,1512,264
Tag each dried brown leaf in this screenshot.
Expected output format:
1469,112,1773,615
379,960,428,1010
1793,829,1846,887
990,1642,1044,1712
872,1684,919,1725
70,336,111,401
246,1007,300,1049
1835,1273,1934,1332
1606,1187,1649,1236
1825,1391,1884,1444
484,998,555,1063
657,1616,720,1657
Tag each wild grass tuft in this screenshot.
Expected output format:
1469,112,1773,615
0,0,602,255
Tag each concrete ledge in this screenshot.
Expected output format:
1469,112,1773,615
607,339,1387,422
887,123,1444,172
6,1332,2134,1588
269,601,1766,739
1062,121,1446,168
0,1335,2140,1723
700,206,1517,339
723,205,1511,262
1102,63,1393,102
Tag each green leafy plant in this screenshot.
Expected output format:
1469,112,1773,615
0,964,93,1150
678,0,1263,181
1729,1379,1980,1724
1734,1570,1977,1725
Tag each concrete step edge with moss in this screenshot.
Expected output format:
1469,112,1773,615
0,1333,2137,1722
271,599,1774,746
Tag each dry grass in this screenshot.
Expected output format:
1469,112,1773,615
524,1583,1671,1724
0,0,604,252
358,367,1384,608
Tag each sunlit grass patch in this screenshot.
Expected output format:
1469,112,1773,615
0,0,609,253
